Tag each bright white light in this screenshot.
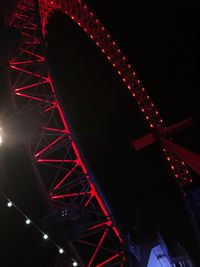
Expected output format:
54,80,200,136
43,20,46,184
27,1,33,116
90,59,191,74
0,127,3,145
73,261,78,266
26,219,31,224
43,234,48,240
59,248,64,254
7,201,13,207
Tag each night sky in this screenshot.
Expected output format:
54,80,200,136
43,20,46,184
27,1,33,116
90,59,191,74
0,0,200,266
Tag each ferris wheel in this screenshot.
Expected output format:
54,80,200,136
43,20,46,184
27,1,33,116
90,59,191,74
0,0,199,266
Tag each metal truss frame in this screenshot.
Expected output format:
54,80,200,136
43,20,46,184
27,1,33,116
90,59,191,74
37,0,192,186
7,0,193,265
8,1,126,266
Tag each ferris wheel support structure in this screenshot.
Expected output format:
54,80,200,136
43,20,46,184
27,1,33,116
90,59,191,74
3,0,200,265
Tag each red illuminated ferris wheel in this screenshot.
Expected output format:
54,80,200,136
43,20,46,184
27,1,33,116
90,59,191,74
1,0,199,266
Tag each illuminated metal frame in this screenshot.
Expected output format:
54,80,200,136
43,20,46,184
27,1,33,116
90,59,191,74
8,0,126,266
7,0,192,265
39,0,192,187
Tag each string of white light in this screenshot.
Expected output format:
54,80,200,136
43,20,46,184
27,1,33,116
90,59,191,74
0,191,78,266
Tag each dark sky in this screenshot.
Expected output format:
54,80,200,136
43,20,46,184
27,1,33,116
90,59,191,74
0,0,200,266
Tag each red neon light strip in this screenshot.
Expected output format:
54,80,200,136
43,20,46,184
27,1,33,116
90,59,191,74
37,159,77,163
77,239,116,253
20,33,40,44
87,221,111,232
112,225,122,242
15,80,48,92
52,163,78,191
51,192,89,199
20,49,44,60
34,135,64,158
42,127,68,134
22,26,37,30
10,65,47,80
87,230,107,267
96,253,121,267
12,59,44,65
84,194,93,207
15,92,51,103
43,101,57,112
25,40,40,45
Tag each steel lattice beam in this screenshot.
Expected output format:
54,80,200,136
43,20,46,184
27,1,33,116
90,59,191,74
8,0,127,266
6,0,194,265
37,0,192,186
